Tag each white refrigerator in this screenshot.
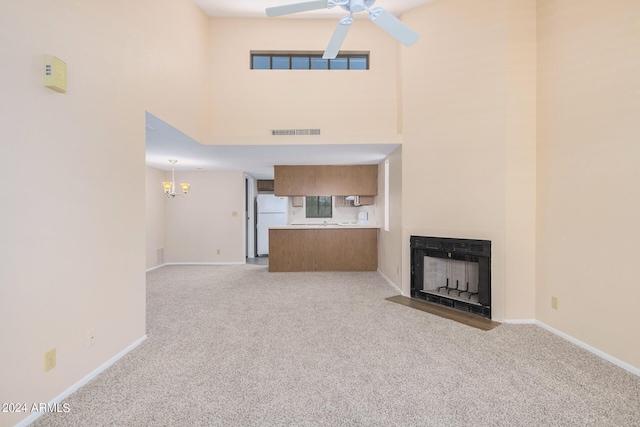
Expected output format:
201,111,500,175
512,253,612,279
256,194,287,256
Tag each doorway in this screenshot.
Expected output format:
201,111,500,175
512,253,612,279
245,175,256,260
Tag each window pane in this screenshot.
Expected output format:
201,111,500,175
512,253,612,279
292,57,310,69
306,197,318,209
311,58,329,69
252,56,270,69
272,56,290,69
330,58,348,70
305,196,332,218
318,196,332,217
305,196,317,217
349,57,367,70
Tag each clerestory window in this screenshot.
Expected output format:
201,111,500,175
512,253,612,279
251,51,369,70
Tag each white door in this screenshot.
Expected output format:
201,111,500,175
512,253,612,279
245,175,256,259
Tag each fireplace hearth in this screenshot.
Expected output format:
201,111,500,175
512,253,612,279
410,236,491,318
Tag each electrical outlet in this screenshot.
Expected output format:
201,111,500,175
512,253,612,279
551,296,558,310
44,348,56,372
87,329,96,347
232,211,238,217
397,266,400,275
216,249,221,255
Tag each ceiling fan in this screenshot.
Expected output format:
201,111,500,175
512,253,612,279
265,0,420,59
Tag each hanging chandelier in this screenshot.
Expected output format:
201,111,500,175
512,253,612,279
162,159,190,198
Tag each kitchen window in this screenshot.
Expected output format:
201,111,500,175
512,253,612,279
306,196,332,218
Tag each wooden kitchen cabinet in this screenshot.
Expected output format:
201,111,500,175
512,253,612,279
356,196,375,206
314,166,349,195
269,229,316,271
334,195,374,207
346,165,378,196
315,165,378,196
274,165,377,196
257,180,274,192
269,228,378,272
274,166,315,196
314,229,377,271
334,196,355,207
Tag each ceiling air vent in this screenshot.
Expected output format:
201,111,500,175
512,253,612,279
271,129,321,136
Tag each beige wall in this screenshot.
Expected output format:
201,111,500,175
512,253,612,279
378,147,403,289
504,0,537,319
2,4,638,426
536,0,640,369
400,0,537,321
146,167,168,270
208,17,401,145
0,0,211,425
165,171,245,263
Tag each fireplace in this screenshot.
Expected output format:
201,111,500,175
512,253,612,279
410,236,491,318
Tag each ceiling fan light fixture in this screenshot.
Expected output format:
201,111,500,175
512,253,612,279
350,0,365,13
339,0,375,13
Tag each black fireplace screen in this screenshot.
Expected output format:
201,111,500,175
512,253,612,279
410,236,491,318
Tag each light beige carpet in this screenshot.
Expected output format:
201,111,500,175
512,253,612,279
35,265,640,426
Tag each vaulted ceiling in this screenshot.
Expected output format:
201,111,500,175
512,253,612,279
145,1,435,177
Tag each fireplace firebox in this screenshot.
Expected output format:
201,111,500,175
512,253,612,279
410,236,491,318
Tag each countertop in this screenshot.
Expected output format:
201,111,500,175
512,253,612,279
270,224,380,230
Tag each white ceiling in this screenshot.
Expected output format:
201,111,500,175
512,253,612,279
145,113,399,179
191,0,436,19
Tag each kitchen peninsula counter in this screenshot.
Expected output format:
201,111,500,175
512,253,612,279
269,226,378,272
270,224,380,230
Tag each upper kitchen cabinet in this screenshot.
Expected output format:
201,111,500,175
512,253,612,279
274,165,377,196
257,180,275,192
274,166,315,196
315,165,377,196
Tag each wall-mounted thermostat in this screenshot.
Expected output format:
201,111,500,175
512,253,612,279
44,55,67,93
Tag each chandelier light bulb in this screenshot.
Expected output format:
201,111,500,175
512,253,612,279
162,182,173,194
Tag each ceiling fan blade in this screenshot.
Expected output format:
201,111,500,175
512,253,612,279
323,16,353,59
369,8,420,47
266,0,328,17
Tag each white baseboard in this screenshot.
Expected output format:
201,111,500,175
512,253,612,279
16,335,147,427
502,319,537,324
535,321,640,377
503,319,638,376
147,262,247,272
145,264,166,272
377,269,402,294
164,262,246,266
